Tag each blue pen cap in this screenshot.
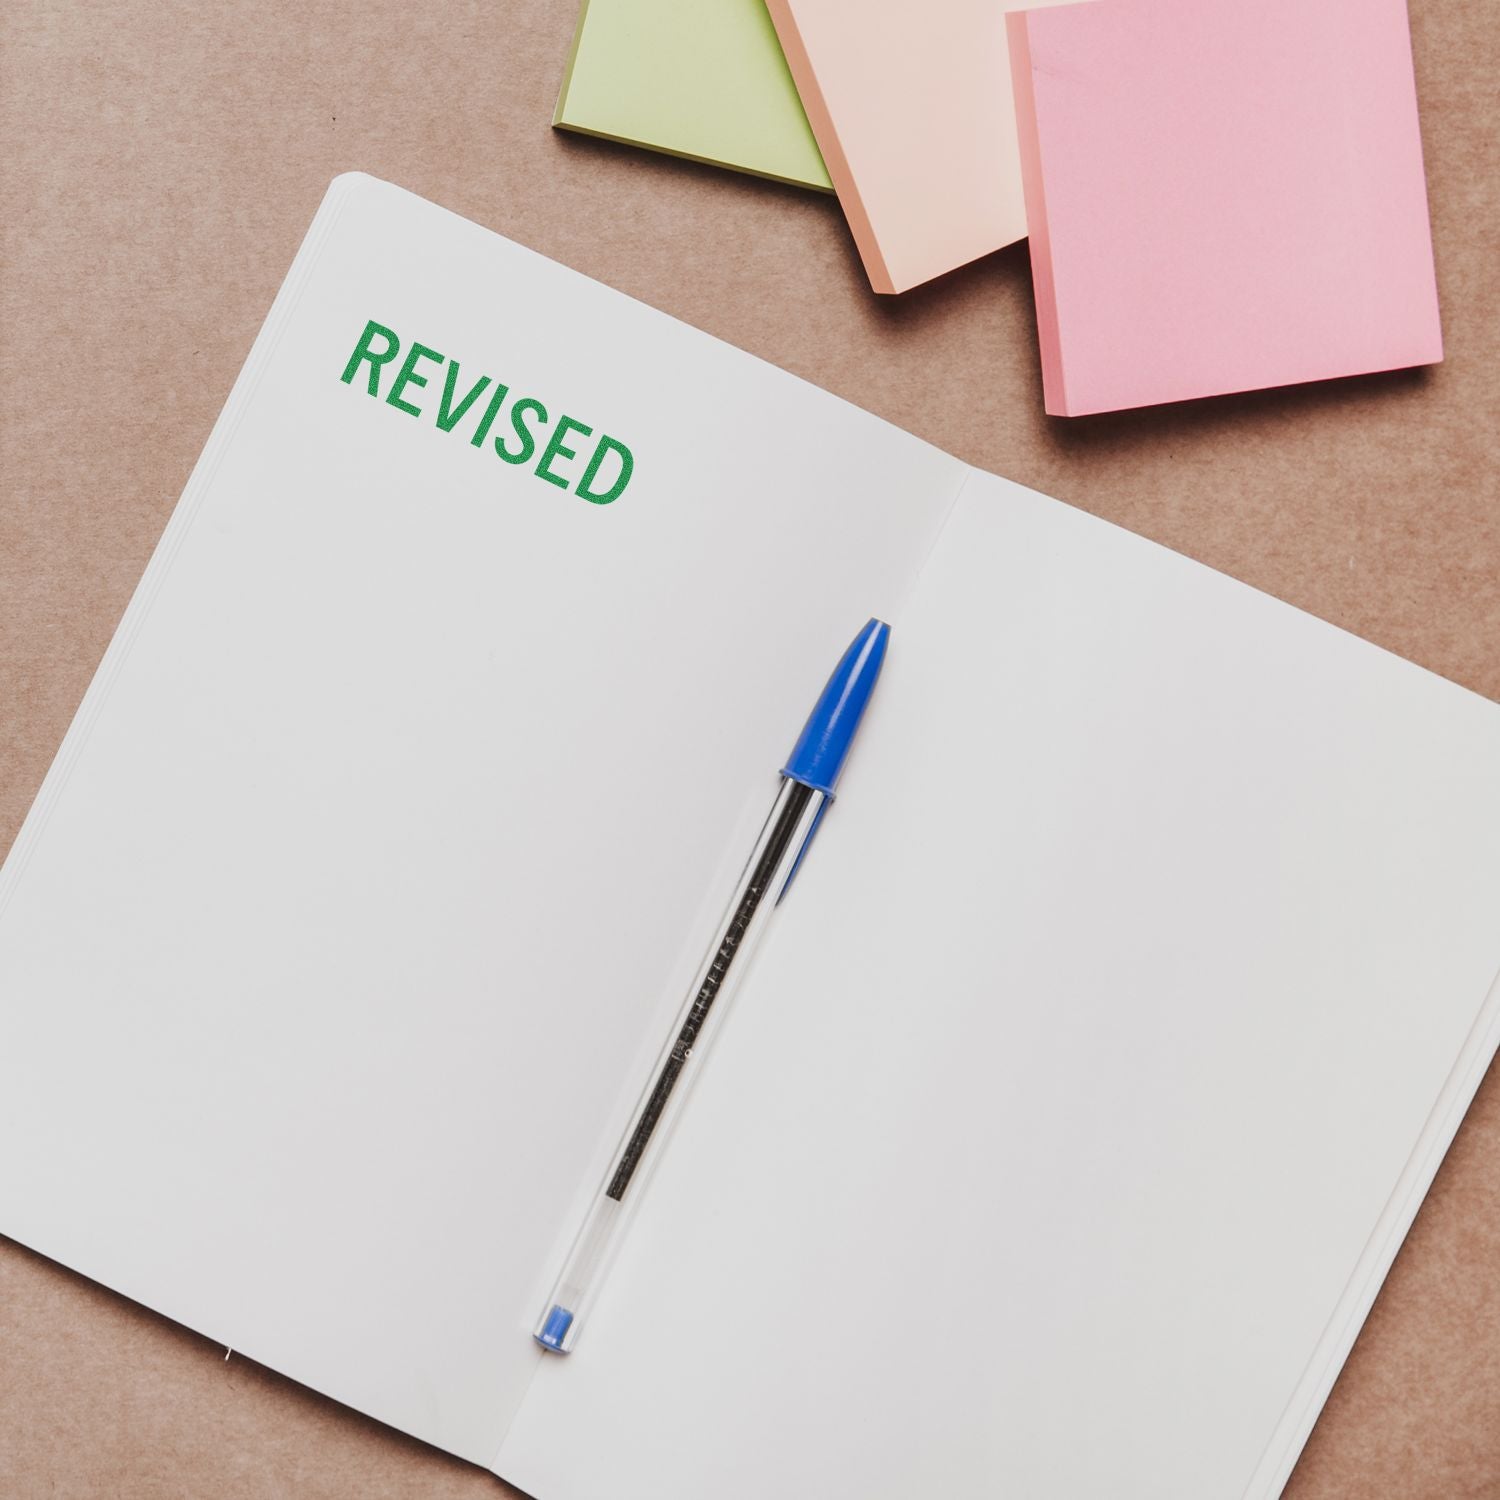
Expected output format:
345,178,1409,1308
782,619,890,798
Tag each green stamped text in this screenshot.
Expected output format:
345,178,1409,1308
339,320,634,505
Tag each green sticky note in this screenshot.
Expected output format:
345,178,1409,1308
555,0,832,192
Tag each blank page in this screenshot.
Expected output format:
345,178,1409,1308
0,174,964,1465
499,471,1500,1498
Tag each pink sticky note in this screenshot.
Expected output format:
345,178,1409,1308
1008,0,1443,416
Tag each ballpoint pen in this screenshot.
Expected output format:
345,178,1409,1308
533,617,891,1354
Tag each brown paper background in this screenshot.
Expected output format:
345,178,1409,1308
1,1,1496,1495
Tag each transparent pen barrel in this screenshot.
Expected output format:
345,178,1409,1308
534,776,826,1353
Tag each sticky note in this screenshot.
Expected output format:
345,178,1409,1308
764,0,1082,295
1008,0,1443,415
555,0,831,191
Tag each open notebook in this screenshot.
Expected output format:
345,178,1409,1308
1,175,1497,1500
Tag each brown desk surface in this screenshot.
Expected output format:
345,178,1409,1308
1,1,1497,1495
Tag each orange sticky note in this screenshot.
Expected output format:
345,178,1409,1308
765,0,1081,295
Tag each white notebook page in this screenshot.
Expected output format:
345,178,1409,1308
0,175,964,1463
498,472,1500,1499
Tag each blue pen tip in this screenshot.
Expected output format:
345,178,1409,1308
782,618,890,798
534,1304,574,1353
